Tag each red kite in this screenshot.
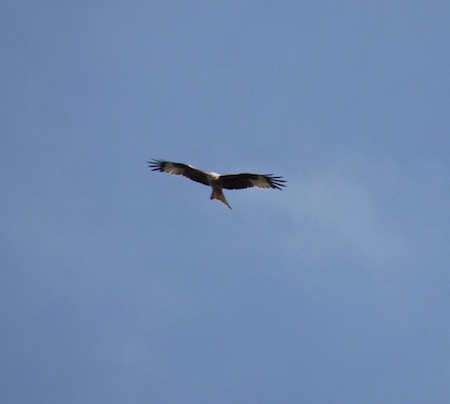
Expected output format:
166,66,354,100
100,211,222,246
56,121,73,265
149,159,286,209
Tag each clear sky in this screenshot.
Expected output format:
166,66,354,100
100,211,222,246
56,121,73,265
2,1,450,403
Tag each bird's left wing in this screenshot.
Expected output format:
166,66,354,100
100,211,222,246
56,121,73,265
221,173,286,190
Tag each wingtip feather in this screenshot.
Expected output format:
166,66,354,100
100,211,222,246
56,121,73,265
148,158,166,171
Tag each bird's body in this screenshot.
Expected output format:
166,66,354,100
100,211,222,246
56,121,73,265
207,171,233,209
148,159,286,209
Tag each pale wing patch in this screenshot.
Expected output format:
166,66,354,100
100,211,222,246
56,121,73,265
163,163,187,175
249,176,272,188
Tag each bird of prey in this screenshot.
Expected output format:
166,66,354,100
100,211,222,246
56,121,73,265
148,159,286,209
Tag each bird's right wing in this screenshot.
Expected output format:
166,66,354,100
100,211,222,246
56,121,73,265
148,159,210,186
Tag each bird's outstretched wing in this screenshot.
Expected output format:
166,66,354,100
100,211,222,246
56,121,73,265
220,173,286,190
148,159,210,186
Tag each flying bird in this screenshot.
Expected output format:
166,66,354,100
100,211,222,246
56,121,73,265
148,159,286,209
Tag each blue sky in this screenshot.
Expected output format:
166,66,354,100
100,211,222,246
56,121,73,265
1,1,450,403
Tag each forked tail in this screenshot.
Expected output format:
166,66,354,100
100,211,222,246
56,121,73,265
210,189,232,209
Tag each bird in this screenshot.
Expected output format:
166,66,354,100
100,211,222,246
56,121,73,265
148,159,286,209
